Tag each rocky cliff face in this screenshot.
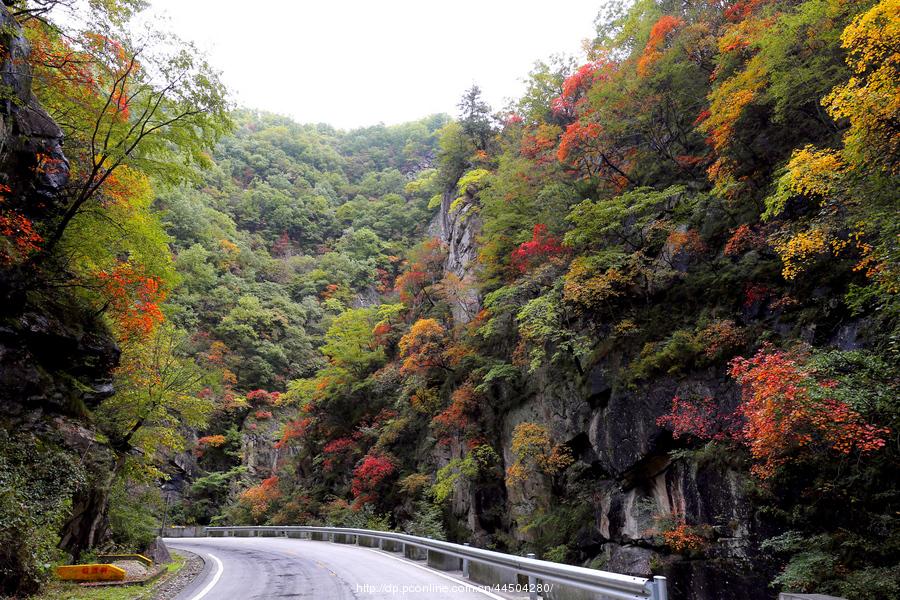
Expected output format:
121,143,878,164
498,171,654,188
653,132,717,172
431,187,481,324
425,180,771,599
493,355,770,598
0,5,119,421
0,6,123,593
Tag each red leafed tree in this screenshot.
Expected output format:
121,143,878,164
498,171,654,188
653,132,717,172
322,437,358,472
272,232,292,257
431,381,481,445
729,347,888,478
724,224,766,256
657,346,890,478
95,262,165,340
520,123,561,164
656,396,741,441
247,389,280,405
557,120,633,187
351,453,395,507
0,210,43,265
197,434,227,447
275,417,312,449
194,434,227,457
394,238,446,309
551,60,606,118
666,228,707,257
510,224,569,273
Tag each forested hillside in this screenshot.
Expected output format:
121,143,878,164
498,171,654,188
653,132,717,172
0,0,897,599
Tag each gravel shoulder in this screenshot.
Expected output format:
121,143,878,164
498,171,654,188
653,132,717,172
150,550,204,600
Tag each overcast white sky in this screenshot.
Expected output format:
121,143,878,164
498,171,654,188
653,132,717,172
142,1,603,130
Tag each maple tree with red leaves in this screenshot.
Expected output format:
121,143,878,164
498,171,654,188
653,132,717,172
350,453,395,507
729,347,889,478
743,283,771,308
275,417,313,449
510,224,569,273
551,60,607,118
724,224,767,256
241,476,282,519
556,120,633,186
657,395,742,441
246,389,280,405
322,437,359,472
520,123,561,164
0,211,42,265
431,381,481,445
394,238,445,308
658,345,889,478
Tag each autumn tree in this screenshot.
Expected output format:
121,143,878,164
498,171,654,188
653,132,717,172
398,318,451,376
506,422,573,486
24,8,230,257
657,346,890,479
510,223,568,273
320,307,385,376
351,453,396,508
60,324,212,555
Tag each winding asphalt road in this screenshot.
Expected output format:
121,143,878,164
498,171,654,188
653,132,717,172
168,537,517,600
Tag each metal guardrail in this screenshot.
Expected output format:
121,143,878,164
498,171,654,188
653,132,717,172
195,525,668,600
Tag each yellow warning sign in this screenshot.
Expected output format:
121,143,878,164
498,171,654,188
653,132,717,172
55,563,126,581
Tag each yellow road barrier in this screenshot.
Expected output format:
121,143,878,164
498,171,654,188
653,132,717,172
55,564,126,582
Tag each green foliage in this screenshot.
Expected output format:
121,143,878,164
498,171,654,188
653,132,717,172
9,0,899,594
0,431,85,596
628,329,703,381
321,307,385,375
564,185,687,252
433,445,499,504
403,500,447,540
436,121,476,187
516,287,591,372
107,483,160,551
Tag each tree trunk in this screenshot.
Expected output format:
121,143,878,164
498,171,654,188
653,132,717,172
58,453,125,558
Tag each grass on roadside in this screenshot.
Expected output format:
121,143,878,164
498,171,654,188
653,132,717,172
30,551,187,600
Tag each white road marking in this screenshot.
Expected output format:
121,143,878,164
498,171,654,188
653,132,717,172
362,547,508,600
187,552,223,600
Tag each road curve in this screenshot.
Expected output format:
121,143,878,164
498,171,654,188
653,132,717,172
167,536,515,600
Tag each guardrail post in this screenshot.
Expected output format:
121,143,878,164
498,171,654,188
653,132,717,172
527,553,537,600
652,576,668,600
462,543,470,578
378,538,383,550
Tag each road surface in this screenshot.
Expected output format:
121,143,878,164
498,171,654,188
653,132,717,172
167,536,517,600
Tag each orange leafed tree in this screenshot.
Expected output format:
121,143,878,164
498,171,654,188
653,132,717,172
637,16,686,77
398,318,451,375
658,345,889,478
729,347,889,478
241,476,281,520
95,262,166,341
